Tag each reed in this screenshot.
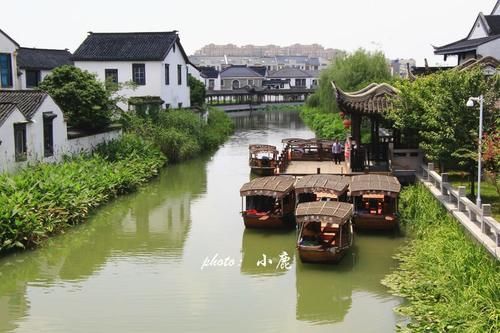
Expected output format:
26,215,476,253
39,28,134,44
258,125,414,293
383,184,500,333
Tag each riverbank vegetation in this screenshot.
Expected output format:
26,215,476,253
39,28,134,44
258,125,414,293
383,185,500,333
301,49,392,139
0,134,166,252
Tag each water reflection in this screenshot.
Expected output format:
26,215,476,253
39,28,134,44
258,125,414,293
240,229,296,277
0,156,209,332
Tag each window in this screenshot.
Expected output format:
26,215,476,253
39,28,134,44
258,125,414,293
178,102,182,109
0,53,13,88
165,64,170,85
132,64,146,85
14,123,27,161
232,80,240,89
177,65,182,85
295,78,306,87
248,79,254,86
208,79,214,90
105,69,118,84
26,70,41,88
165,103,170,109
43,112,56,157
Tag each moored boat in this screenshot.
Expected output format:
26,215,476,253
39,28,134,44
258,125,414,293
296,201,354,264
350,174,401,230
249,144,278,176
240,175,296,229
295,174,350,204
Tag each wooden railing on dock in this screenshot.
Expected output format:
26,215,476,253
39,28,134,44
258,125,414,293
419,162,500,259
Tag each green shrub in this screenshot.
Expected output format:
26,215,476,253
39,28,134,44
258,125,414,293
300,106,346,139
383,185,500,333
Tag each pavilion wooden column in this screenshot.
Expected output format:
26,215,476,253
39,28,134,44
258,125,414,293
351,113,362,146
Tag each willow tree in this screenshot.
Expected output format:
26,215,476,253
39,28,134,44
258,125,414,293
313,48,392,112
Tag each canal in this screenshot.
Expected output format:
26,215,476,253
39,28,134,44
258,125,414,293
0,110,406,333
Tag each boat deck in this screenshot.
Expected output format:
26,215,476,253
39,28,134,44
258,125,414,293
281,161,350,175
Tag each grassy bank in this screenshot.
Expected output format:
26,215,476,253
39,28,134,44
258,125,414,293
300,106,346,139
0,109,234,254
0,134,166,252
382,184,499,333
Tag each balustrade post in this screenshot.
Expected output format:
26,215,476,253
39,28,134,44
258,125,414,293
427,162,434,181
458,186,466,212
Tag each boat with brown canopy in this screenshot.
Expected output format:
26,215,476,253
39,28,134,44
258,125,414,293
248,144,279,176
240,176,296,229
295,174,350,204
350,174,401,230
296,201,353,264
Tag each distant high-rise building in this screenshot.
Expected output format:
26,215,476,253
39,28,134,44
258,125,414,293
194,43,342,59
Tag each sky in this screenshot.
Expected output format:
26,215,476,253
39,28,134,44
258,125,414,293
2,0,497,66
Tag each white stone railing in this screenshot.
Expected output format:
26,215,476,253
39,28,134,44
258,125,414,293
420,162,500,259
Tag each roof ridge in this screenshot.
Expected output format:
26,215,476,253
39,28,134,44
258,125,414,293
89,31,178,35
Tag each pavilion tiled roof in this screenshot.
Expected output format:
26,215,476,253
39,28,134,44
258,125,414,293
332,82,399,114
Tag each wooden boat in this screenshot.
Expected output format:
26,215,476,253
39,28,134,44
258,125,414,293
248,144,278,176
350,174,401,230
296,201,353,264
281,138,334,161
240,175,296,229
295,174,350,204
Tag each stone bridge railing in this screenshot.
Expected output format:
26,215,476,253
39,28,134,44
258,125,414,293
420,162,500,259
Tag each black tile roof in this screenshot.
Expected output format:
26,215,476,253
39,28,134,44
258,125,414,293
17,48,73,70
0,103,18,126
485,15,500,35
198,66,219,78
0,90,48,119
268,67,313,78
434,35,500,54
220,65,263,78
72,31,180,61
249,66,267,77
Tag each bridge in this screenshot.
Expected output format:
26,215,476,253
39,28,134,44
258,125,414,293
206,87,315,106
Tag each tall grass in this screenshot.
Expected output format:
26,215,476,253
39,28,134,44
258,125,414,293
0,134,166,253
383,184,500,333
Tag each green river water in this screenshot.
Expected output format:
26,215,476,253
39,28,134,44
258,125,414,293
0,110,406,333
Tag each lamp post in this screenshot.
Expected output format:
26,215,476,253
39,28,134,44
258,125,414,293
466,95,483,207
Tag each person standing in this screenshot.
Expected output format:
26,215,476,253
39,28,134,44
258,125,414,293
332,139,342,165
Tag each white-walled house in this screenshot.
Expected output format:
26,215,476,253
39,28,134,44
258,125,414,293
434,1,500,64
198,66,220,91
267,68,318,89
0,90,67,173
0,29,20,90
17,48,73,89
220,65,263,90
73,31,192,110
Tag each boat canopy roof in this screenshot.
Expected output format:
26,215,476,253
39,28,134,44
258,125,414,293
240,175,295,198
295,174,349,195
295,201,353,224
281,138,335,147
249,144,278,154
350,174,401,197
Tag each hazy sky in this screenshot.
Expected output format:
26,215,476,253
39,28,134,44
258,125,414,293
2,0,497,66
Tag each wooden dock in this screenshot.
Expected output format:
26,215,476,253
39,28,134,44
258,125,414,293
280,161,349,175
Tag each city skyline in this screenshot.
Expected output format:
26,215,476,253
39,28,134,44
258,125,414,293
1,0,496,66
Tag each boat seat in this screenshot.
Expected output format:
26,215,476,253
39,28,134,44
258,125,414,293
320,233,336,242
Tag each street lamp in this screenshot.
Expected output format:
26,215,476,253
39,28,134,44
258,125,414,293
466,95,484,207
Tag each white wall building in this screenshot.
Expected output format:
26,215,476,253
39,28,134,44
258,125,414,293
73,31,192,109
197,66,221,91
267,68,318,89
17,48,73,89
434,1,500,64
0,29,20,90
0,90,121,174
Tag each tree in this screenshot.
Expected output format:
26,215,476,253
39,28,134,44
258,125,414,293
39,65,113,130
188,74,206,107
388,68,499,192
314,48,392,112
